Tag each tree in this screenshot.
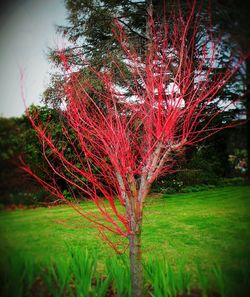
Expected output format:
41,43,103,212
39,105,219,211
46,1,212,107
45,0,148,107
21,2,246,296
46,0,245,162
43,1,248,193
210,0,250,182
0,117,25,203
0,110,61,206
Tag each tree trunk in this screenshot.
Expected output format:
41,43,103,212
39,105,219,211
246,59,250,184
129,228,143,297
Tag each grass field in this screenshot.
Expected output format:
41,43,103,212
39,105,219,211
1,185,250,296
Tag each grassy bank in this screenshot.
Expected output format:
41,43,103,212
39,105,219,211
1,186,250,295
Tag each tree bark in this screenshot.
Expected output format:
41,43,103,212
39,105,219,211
246,59,250,184
129,226,143,297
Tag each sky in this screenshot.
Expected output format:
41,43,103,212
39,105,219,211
0,0,67,117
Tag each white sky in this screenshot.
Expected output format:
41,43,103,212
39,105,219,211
0,0,67,117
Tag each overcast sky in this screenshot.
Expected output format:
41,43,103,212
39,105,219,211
0,0,67,117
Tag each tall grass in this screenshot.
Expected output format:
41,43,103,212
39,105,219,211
212,264,225,297
1,247,230,297
105,254,131,296
144,257,191,297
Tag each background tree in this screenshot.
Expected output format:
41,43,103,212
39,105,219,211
210,0,250,182
44,0,148,107
0,107,63,207
44,0,248,186
22,2,246,296
0,117,26,205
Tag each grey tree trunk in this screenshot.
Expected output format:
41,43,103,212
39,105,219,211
246,59,250,184
129,227,143,297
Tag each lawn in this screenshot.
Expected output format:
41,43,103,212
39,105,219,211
1,185,250,296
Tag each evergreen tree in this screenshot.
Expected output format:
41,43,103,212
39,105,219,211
44,0,248,180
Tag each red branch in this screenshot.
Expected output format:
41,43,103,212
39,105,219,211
21,1,247,253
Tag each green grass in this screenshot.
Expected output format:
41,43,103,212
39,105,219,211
1,186,250,296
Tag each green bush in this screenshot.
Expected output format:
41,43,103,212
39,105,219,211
220,177,245,186
152,175,246,195
152,175,184,194
2,190,54,207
